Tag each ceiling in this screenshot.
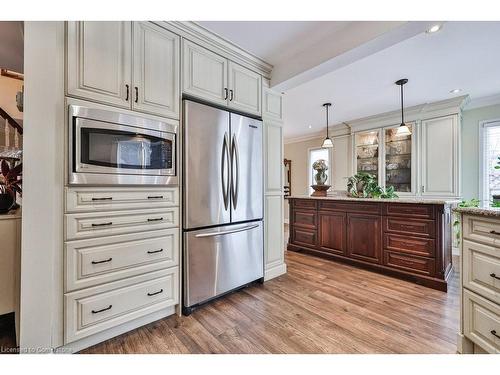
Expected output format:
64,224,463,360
0,22,24,73
198,21,500,140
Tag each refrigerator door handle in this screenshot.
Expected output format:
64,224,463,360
221,132,230,210
230,134,239,210
194,223,259,238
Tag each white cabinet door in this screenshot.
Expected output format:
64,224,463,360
182,40,227,106
228,61,262,116
132,22,180,119
420,114,459,197
263,88,283,121
265,195,284,272
67,21,132,108
264,120,284,193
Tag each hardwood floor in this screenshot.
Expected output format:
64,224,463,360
81,250,460,354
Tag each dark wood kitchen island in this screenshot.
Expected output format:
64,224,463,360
287,196,458,291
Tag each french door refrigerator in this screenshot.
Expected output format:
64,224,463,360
182,99,263,314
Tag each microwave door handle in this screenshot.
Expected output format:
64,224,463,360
231,134,239,210
221,133,230,210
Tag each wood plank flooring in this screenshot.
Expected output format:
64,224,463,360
81,251,460,354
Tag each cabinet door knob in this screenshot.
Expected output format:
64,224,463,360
147,196,164,199
224,88,228,100
91,257,112,265
491,330,500,339
229,89,234,101
92,305,112,314
91,197,112,201
490,273,500,280
489,230,500,236
147,249,163,254
147,217,164,222
91,222,113,227
147,289,163,297
125,84,129,101
135,86,139,103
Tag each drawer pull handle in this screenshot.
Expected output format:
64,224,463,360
489,230,500,236
91,257,112,265
91,197,112,201
91,222,113,227
92,305,112,314
147,196,164,199
147,217,164,222
147,289,163,297
490,273,500,280
147,249,163,254
491,330,500,339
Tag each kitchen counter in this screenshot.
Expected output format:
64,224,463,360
0,209,21,220
454,205,500,218
288,194,460,205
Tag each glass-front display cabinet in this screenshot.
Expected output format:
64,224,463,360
384,123,414,194
355,130,381,184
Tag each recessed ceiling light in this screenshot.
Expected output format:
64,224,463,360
450,88,462,94
426,24,441,34
308,125,312,129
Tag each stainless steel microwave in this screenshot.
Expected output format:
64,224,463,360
68,105,177,185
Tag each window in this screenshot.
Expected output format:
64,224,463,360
308,147,331,193
480,120,500,202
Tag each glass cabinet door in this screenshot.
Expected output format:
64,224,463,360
355,130,380,181
384,124,413,193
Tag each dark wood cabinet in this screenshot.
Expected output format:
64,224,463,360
347,214,382,264
287,197,453,291
318,212,346,255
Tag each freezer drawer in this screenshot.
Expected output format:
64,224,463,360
184,221,263,307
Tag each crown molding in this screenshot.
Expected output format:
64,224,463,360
464,93,500,111
284,127,350,144
155,21,273,79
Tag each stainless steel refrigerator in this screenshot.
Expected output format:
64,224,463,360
182,99,263,314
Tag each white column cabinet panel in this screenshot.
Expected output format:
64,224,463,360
182,40,228,106
420,114,459,197
66,21,132,108
228,61,262,116
265,120,284,193
265,195,284,271
263,87,283,121
132,22,180,119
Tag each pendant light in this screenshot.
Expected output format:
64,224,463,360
395,78,411,136
321,102,333,148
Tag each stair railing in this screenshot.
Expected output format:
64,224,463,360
0,107,22,148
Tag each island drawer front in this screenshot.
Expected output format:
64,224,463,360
65,208,179,241
384,234,435,257
293,199,317,210
66,187,179,213
383,217,435,238
292,210,317,229
463,240,500,304
292,227,316,248
319,201,381,214
384,203,435,219
463,215,500,247
65,229,179,292
383,251,435,276
65,268,179,344
463,289,500,353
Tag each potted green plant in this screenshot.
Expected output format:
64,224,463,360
0,159,22,213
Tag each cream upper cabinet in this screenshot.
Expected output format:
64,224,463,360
132,22,180,119
228,61,262,116
182,40,228,106
264,120,284,193
420,114,460,197
66,21,132,108
263,87,283,121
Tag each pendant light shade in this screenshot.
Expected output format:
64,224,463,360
321,103,333,148
395,78,411,136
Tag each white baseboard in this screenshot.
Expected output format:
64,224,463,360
265,263,287,281
57,306,176,353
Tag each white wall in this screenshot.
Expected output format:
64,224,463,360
21,21,65,351
461,103,500,200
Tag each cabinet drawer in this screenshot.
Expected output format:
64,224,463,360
384,251,435,276
292,227,316,248
292,210,317,229
66,187,179,213
65,268,179,344
384,233,435,257
65,207,179,241
463,240,500,304
383,217,435,238
319,201,381,215
65,228,179,292
463,215,500,247
384,203,435,219
293,199,317,210
463,289,500,353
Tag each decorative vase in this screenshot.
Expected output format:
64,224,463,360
315,170,327,185
0,193,14,213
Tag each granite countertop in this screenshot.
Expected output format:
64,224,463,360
287,194,460,205
454,206,500,218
